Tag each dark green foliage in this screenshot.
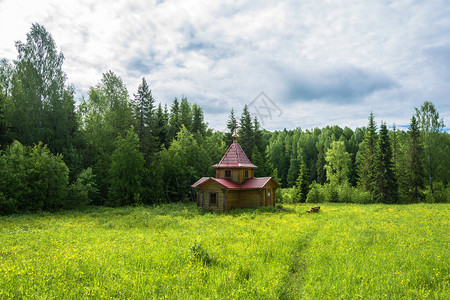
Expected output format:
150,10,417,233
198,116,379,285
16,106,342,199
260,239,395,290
192,103,206,135
287,156,300,187
180,97,192,131
357,112,378,193
67,168,99,208
400,116,425,203
155,103,169,148
239,105,254,159
158,126,210,202
294,162,310,203
0,141,69,213
5,24,78,175
168,97,181,141
315,145,327,184
133,77,158,163
225,108,237,146
0,91,6,147
375,122,398,203
108,127,146,206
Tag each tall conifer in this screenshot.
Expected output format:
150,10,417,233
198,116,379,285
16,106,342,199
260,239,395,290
357,112,377,193
375,122,398,203
401,115,425,202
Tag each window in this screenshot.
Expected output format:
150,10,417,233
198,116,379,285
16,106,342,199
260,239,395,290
210,192,217,206
244,170,249,178
225,170,232,178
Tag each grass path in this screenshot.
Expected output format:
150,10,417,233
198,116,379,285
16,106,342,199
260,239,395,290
0,203,448,299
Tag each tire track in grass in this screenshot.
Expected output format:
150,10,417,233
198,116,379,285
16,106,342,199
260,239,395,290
276,222,322,299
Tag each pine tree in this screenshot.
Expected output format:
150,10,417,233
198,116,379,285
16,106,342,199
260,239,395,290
375,122,398,203
357,112,378,193
294,161,310,203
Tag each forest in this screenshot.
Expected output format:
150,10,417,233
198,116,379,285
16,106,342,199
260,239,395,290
0,24,449,215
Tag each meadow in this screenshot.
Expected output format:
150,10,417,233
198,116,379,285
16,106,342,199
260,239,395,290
0,203,448,299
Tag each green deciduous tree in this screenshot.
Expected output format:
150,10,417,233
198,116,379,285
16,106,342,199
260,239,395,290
79,71,133,202
7,24,78,171
158,126,210,202
415,101,445,194
108,126,146,206
325,141,351,186
0,141,69,213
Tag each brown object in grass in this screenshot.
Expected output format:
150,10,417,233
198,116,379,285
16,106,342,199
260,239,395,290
306,206,320,213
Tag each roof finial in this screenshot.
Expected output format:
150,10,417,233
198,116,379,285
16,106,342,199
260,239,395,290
232,122,239,143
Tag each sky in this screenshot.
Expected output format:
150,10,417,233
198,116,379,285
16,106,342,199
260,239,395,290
1,0,449,132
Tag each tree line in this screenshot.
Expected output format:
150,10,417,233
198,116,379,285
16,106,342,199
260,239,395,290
0,24,448,214
263,105,449,204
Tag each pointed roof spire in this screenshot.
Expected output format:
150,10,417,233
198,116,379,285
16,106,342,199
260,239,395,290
232,126,239,143
212,141,257,168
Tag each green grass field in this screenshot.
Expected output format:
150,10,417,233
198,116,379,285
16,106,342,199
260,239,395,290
0,203,448,299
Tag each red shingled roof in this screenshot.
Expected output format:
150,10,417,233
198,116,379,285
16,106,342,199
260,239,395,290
241,177,279,188
191,177,279,189
212,142,257,168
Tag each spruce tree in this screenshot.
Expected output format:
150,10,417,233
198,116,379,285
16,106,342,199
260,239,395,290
375,122,398,203
357,112,378,193
155,103,169,148
225,108,237,145
180,96,192,131
192,103,206,135
315,145,327,184
401,115,425,202
133,77,158,162
239,105,254,158
168,97,181,141
295,161,310,203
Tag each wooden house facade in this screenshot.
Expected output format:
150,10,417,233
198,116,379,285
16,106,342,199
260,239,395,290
191,135,280,212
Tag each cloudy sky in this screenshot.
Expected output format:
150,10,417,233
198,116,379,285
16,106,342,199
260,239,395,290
1,0,449,131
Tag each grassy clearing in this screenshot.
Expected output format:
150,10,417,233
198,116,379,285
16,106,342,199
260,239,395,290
0,203,448,299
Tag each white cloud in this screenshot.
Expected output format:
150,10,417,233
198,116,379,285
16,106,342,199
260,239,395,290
1,0,449,130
